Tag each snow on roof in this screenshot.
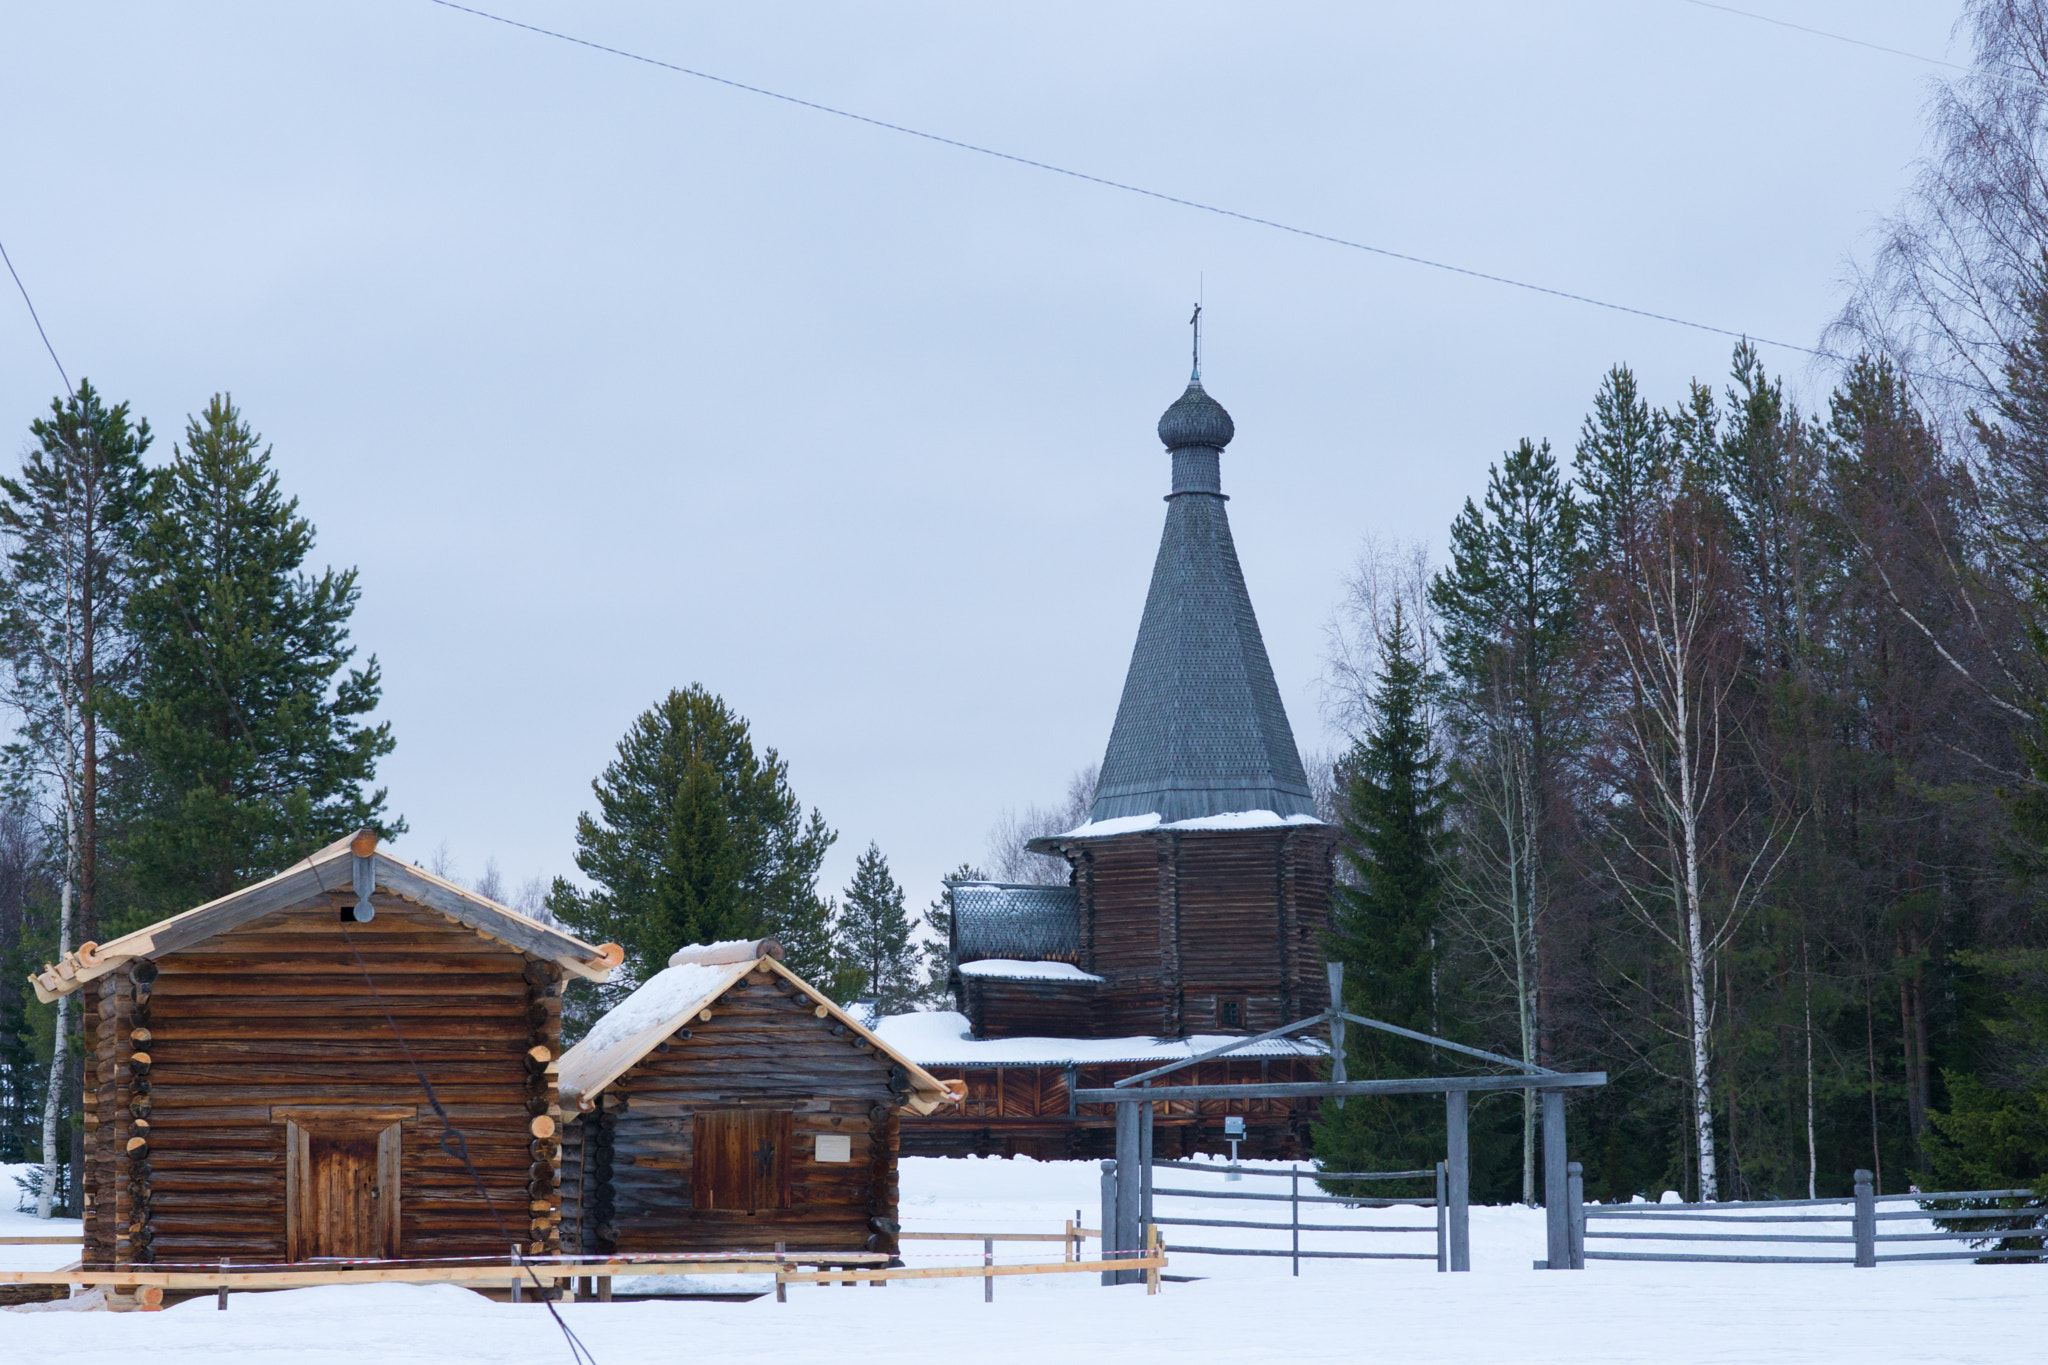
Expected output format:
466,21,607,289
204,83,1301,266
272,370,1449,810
557,960,752,1107
873,1010,1327,1067
1056,809,1326,839
956,959,1104,983
558,953,959,1115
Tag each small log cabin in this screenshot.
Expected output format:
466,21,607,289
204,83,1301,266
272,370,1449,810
892,366,1334,1161
557,939,953,1260
28,830,621,1271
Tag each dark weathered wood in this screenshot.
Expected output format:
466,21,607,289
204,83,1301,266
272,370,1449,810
82,898,562,1269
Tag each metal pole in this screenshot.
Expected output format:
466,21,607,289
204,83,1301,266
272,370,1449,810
984,1237,993,1302
1566,1161,1585,1270
1099,1161,1118,1286
1291,1166,1300,1277
1436,1161,1448,1272
509,1243,522,1303
1853,1169,1876,1268
1445,1089,1470,1271
1542,1089,1568,1270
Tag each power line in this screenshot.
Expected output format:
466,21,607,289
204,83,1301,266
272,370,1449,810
1676,0,2038,94
0,233,71,393
424,0,1830,362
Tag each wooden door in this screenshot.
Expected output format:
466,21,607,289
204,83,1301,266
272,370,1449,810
307,1134,380,1257
285,1118,402,1259
692,1109,792,1214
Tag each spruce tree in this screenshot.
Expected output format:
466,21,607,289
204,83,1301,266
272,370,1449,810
1313,604,1448,1180
918,862,984,1008
836,842,920,1014
548,685,837,985
108,395,396,920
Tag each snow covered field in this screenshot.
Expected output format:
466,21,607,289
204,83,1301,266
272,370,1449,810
4,1156,2042,1363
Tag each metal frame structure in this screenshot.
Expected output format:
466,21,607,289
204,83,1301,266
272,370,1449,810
1079,963,1606,1280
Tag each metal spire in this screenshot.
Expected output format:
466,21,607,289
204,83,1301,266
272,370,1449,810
1190,302,1202,381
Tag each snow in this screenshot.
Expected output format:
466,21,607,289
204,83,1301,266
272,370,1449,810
0,1162,82,1277
4,1155,2042,1361
556,960,750,1106
1059,809,1326,838
566,962,738,1064
955,960,1105,983
873,1010,1324,1066
667,940,775,967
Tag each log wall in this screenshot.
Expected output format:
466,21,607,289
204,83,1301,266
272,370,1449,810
899,1056,1324,1161
81,897,562,1266
959,976,1098,1038
563,970,906,1257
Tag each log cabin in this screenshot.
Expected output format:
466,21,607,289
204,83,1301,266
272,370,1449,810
28,830,621,1271
557,939,953,1260
889,358,1335,1160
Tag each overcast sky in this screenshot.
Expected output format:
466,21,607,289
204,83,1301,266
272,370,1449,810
1,1,1957,913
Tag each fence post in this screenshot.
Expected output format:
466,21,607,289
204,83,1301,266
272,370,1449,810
984,1238,994,1302
1566,1161,1585,1270
1542,1089,1569,1270
1445,1089,1470,1271
1140,1084,1155,1249
1291,1166,1301,1278
509,1243,521,1303
1099,1162,1119,1286
1853,1169,1877,1268
1436,1161,1448,1273
217,1258,229,1311
775,1242,787,1303
1114,1102,1143,1285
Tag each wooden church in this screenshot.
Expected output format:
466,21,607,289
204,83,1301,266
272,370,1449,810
28,831,621,1270
886,349,1335,1160
556,939,953,1260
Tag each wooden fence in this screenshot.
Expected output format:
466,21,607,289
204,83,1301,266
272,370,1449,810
1574,1167,2045,1268
0,1228,1167,1309
1136,1159,1447,1276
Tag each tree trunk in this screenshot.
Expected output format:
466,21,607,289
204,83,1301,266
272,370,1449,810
35,873,72,1219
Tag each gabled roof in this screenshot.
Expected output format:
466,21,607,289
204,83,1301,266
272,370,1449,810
557,939,955,1116
28,830,621,1004
1089,377,1317,824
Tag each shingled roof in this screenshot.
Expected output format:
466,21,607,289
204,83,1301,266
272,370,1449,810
1087,375,1317,824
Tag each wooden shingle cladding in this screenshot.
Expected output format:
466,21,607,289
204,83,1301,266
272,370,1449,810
49,833,617,1270
559,955,951,1258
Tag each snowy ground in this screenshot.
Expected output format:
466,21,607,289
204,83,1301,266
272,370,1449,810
3,1156,2042,1363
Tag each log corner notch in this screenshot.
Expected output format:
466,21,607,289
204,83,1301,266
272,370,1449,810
28,828,623,1005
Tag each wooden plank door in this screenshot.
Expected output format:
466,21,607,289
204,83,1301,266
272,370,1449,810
692,1109,792,1214
286,1120,402,1259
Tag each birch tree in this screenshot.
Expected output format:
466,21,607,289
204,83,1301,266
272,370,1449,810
0,382,149,1216
1598,490,1792,1201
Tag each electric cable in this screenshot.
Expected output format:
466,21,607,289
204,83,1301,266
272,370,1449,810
1676,0,2038,92
424,0,1831,362
2,232,72,393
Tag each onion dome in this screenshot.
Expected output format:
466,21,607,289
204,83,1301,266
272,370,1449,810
1157,379,1235,451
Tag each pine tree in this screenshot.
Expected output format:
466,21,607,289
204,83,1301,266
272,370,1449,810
107,395,397,923
0,381,150,1215
548,685,837,986
1314,604,1448,1181
1429,434,1581,1200
836,842,920,1014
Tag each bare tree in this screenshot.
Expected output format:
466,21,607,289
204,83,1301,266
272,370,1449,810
1596,494,1793,1201
1835,3,2048,422
472,856,505,905
983,765,1097,884
1323,533,1435,740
